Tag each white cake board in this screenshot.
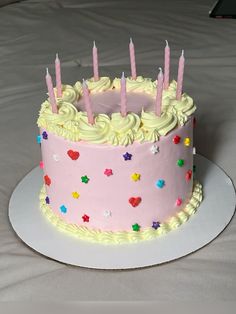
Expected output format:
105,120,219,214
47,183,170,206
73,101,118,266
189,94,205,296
9,154,235,269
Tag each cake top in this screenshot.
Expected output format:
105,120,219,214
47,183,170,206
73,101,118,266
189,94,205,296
37,76,196,145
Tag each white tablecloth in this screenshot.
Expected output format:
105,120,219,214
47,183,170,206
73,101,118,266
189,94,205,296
0,0,235,301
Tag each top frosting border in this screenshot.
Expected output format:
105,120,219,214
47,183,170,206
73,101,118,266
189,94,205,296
37,76,196,146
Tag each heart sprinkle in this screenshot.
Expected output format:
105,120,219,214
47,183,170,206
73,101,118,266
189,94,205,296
44,175,51,186
67,150,80,160
129,197,142,207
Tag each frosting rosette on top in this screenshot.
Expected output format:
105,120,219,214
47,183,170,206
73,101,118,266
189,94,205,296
74,77,111,96
108,112,141,146
112,76,155,95
136,110,178,142
78,113,111,144
52,84,78,104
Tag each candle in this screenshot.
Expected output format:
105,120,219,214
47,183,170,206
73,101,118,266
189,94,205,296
82,79,95,125
120,72,127,117
129,38,137,80
93,41,99,81
156,67,163,116
46,68,58,114
176,50,185,100
164,40,170,89
55,53,62,98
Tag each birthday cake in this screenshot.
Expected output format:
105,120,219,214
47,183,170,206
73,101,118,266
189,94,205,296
37,41,203,244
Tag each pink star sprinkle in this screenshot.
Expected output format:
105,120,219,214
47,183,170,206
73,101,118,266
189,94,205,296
104,168,113,176
39,161,44,169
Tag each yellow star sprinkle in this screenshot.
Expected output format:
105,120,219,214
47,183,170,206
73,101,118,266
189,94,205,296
184,137,191,146
131,173,141,182
72,191,80,199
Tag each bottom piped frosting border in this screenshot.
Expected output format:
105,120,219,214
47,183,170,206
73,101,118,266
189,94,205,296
39,181,203,244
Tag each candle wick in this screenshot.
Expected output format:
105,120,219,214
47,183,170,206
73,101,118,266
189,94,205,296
46,67,49,75
121,71,125,79
181,49,184,57
93,40,96,48
159,67,163,74
56,53,59,60
165,40,169,47
130,37,133,44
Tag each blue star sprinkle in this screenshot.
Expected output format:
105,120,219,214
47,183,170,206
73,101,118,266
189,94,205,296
60,205,67,214
152,221,161,230
42,131,48,140
37,135,41,144
156,179,165,189
123,152,132,161
45,196,50,204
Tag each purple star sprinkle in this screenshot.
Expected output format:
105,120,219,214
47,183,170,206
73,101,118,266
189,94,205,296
123,152,132,161
42,131,48,140
45,196,50,204
152,221,160,230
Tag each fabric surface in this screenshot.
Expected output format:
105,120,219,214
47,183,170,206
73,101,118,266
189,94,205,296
0,0,235,301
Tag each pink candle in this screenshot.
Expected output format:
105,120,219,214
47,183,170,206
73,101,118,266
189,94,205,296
164,40,170,90
55,53,62,98
129,38,137,80
176,50,185,100
120,72,127,117
156,67,163,116
46,68,58,114
82,79,95,125
93,41,99,81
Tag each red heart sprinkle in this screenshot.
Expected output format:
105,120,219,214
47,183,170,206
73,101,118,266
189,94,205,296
44,175,51,186
129,197,142,207
67,150,80,160
185,170,192,181
173,135,181,144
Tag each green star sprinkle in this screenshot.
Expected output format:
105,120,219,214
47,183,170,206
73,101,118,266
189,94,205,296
132,223,140,232
81,175,89,184
177,159,184,167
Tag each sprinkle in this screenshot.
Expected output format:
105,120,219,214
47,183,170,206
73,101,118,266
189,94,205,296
39,161,44,169
60,205,67,214
42,131,48,140
186,170,192,181
131,173,141,182
177,159,184,167
37,135,41,144
103,210,112,218
156,179,165,189
82,214,90,222
67,150,80,160
176,197,182,206
44,175,51,186
72,191,80,199
123,152,132,161
81,175,89,184
45,196,50,204
53,154,60,161
150,144,159,154
132,223,140,232
104,169,113,176
129,197,142,207
184,137,191,146
152,221,160,230
173,135,181,144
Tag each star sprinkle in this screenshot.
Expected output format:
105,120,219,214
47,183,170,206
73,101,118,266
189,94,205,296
176,197,182,206
39,161,44,169
150,144,159,154
53,154,60,161
72,191,80,199
131,173,141,182
45,196,50,204
123,152,132,161
152,221,160,230
103,210,112,218
173,135,181,144
82,214,90,222
42,131,48,140
44,175,51,186
156,179,165,189
37,135,41,144
184,137,191,146
104,169,113,176
177,159,184,167
185,170,192,181
132,223,140,232
81,175,89,184
60,205,67,214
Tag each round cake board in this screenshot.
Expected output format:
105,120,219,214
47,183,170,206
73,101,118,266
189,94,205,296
9,154,235,270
